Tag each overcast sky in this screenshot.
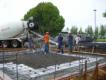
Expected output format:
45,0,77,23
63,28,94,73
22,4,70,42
0,0,106,31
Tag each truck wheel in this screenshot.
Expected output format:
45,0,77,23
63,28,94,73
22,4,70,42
11,40,19,48
2,41,8,48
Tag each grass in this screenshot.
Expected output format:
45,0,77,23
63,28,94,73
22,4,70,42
96,38,106,42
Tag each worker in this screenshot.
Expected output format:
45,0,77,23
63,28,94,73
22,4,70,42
74,34,81,51
57,33,64,54
43,32,50,54
67,33,73,53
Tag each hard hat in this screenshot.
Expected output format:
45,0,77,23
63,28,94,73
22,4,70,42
46,32,49,34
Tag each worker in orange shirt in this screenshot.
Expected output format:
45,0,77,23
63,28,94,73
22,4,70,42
43,32,50,54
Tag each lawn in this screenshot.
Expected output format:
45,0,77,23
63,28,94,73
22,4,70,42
96,38,106,42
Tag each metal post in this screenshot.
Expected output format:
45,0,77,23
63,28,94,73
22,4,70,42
16,53,18,80
83,60,87,80
54,64,56,80
79,57,81,80
2,50,5,80
95,62,99,80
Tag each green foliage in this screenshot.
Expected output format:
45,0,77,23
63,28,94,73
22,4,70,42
103,12,106,17
94,27,99,39
79,27,83,34
85,25,93,37
23,2,65,36
99,25,106,38
70,26,78,35
96,38,106,42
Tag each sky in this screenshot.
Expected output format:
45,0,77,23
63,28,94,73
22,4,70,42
0,0,106,31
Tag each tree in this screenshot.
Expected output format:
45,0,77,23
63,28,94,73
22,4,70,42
79,27,83,34
23,2,65,36
102,11,106,38
99,25,106,38
103,12,106,17
85,25,93,37
70,26,78,35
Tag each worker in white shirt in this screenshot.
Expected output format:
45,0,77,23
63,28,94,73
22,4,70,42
74,34,81,51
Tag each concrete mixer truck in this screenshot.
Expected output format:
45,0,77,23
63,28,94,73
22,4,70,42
0,20,36,48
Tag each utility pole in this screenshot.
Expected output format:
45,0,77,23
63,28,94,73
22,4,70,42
94,9,97,30
93,9,98,63
92,10,97,55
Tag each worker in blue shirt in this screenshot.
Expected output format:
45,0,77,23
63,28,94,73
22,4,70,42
57,33,64,54
67,33,73,53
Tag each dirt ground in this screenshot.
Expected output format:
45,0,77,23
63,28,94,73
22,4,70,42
82,48,106,54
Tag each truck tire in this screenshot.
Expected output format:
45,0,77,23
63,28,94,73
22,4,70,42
11,40,19,48
2,41,8,48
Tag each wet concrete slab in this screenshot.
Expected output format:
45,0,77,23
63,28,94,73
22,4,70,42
16,52,80,69
0,50,81,66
